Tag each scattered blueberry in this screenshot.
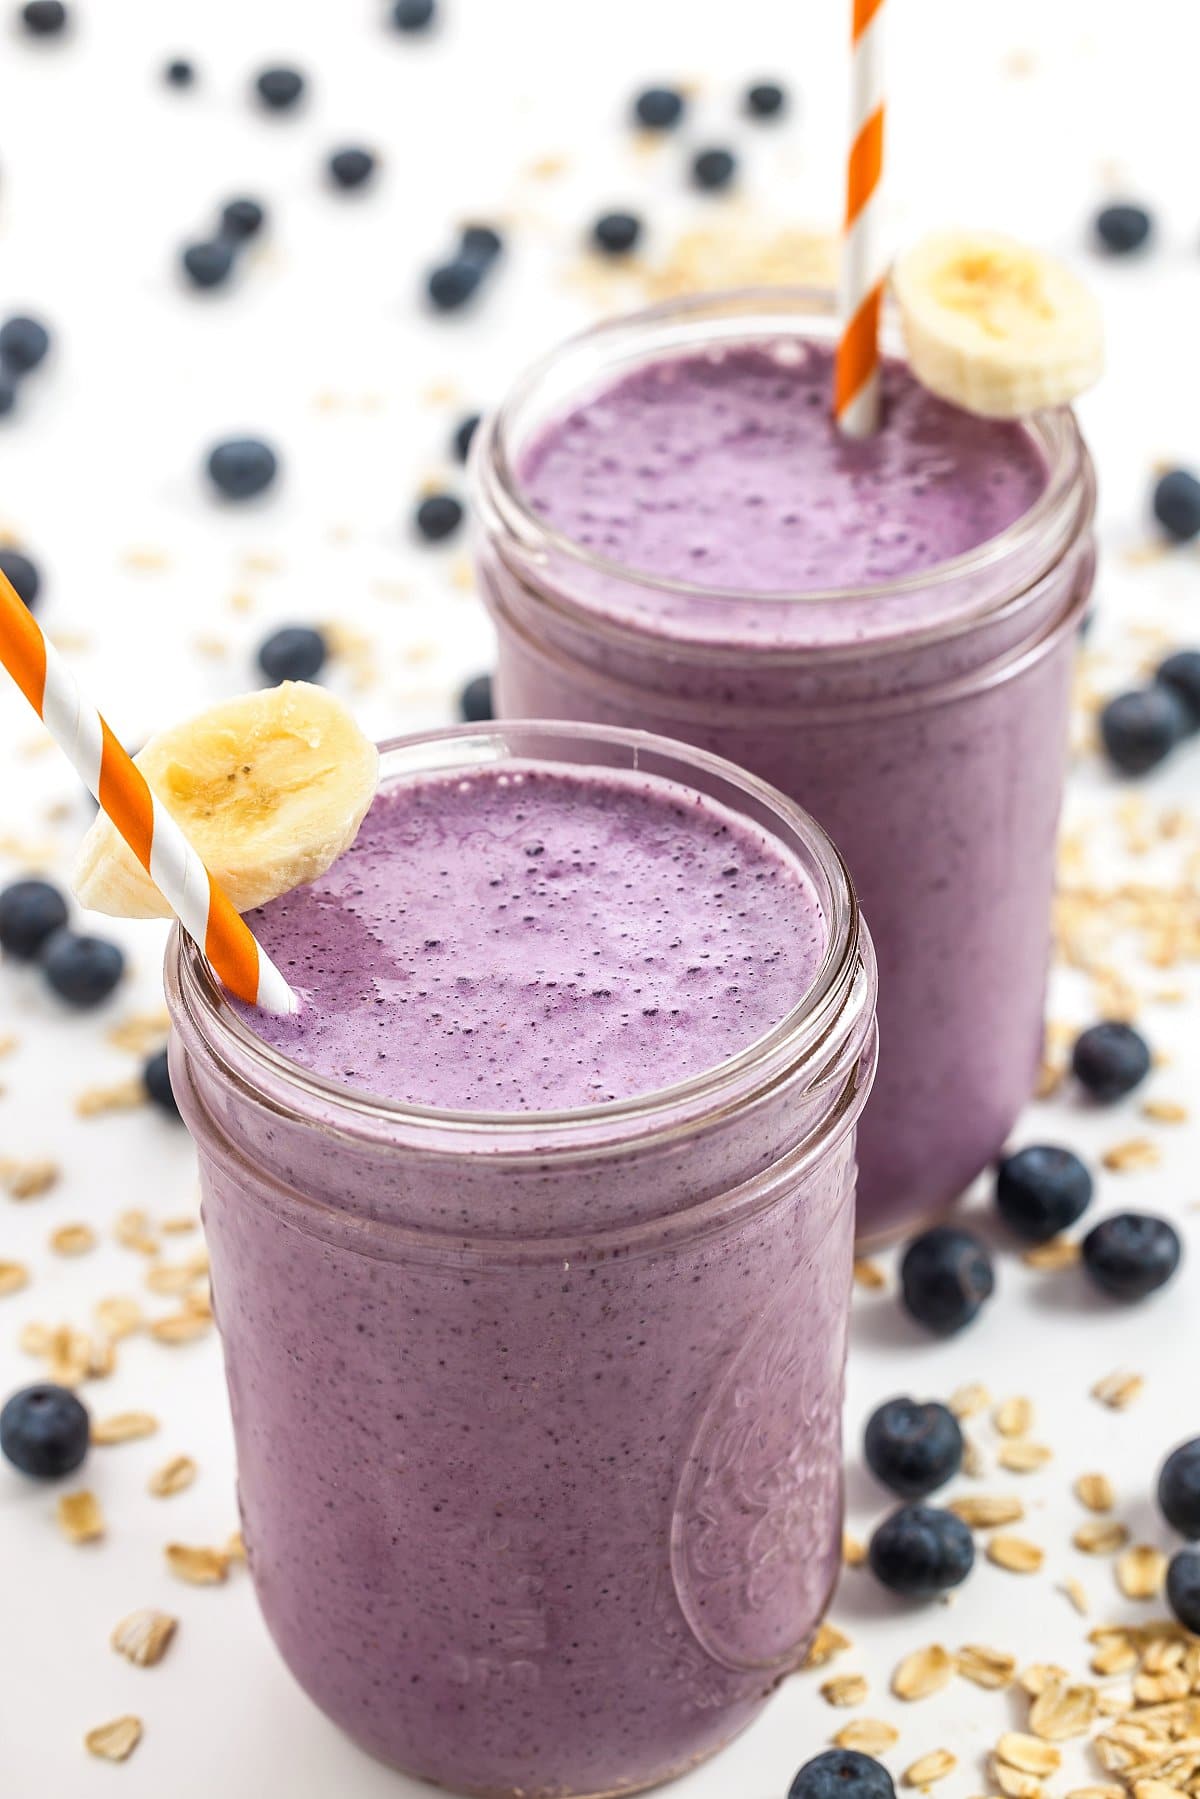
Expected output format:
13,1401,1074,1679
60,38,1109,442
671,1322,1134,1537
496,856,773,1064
868,1504,975,1599
1081,1212,1182,1301
220,197,267,241
427,259,483,312
745,80,787,118
788,1749,896,1799
0,547,41,609
900,1225,995,1336
181,239,236,290
864,1397,963,1500
691,147,737,191
1155,650,1200,729
1158,1439,1200,1539
143,1047,181,1120
415,492,463,542
163,57,195,87
0,374,16,418
0,878,69,961
452,412,481,464
632,85,685,131
459,223,504,267
0,1384,89,1479
19,0,68,35
0,314,51,374
1167,1550,1200,1633
41,930,125,1008
254,65,305,112
1071,1020,1151,1102
206,437,279,501
1094,203,1153,255
459,672,493,723
1100,687,1192,774
257,625,328,685
328,146,377,190
1154,469,1200,543
391,0,436,29
995,1143,1093,1242
592,211,642,256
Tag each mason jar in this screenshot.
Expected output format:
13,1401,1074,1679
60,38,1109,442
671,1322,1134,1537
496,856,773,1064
472,291,1096,1242
165,721,878,1799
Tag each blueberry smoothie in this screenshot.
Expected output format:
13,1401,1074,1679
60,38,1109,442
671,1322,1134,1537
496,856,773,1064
476,295,1096,1237
166,724,878,1798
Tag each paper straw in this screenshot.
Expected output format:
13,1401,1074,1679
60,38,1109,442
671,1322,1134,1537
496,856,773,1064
0,570,298,1015
834,0,886,436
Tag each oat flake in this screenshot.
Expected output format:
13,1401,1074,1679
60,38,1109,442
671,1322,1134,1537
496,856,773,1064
988,1535,1045,1574
84,1716,142,1762
892,1644,954,1701
111,1608,178,1667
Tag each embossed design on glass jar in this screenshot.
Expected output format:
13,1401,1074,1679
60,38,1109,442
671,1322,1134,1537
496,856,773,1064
670,1268,846,1674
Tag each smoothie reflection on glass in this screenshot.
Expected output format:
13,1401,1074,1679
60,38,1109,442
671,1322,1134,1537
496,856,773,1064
473,291,1097,1241
166,721,878,1799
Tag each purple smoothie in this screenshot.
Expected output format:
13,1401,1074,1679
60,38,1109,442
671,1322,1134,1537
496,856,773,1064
167,729,878,1797
478,309,1096,1238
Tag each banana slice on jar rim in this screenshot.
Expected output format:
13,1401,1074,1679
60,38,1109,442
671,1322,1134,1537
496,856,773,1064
892,230,1104,420
72,682,379,919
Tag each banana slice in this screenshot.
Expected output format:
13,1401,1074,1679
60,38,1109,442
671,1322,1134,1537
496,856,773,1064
892,230,1103,419
73,683,379,919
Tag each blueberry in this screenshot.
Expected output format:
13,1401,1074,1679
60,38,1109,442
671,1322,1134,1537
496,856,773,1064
328,147,377,190
1094,203,1153,255
0,375,16,417
1154,469,1200,542
1158,1439,1200,1538
254,65,305,111
459,672,493,723
1155,650,1200,729
864,1397,963,1500
1071,1020,1151,1102
219,197,266,241
459,224,504,266
691,147,737,191
453,412,481,464
163,57,195,87
788,1749,896,1799
257,625,327,685
0,314,51,374
41,930,125,1008
0,878,69,961
1100,687,1191,774
427,259,483,312
592,211,642,256
391,0,436,29
868,1504,975,1599
1167,1550,1200,1633
900,1225,994,1336
415,492,463,542
181,239,236,290
633,85,685,131
206,437,278,501
995,1143,1093,1242
1082,1212,1181,1301
143,1047,181,1119
745,80,788,118
0,547,41,608
20,0,68,35
0,1384,89,1478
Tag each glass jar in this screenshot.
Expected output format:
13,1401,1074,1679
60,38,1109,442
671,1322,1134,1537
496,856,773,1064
472,290,1097,1243
165,721,878,1799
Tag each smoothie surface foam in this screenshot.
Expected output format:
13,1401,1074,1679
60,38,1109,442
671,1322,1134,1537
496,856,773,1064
518,341,1047,603
236,761,827,1111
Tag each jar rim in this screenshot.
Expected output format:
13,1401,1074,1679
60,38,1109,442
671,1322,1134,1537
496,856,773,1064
166,719,871,1155
475,286,1089,629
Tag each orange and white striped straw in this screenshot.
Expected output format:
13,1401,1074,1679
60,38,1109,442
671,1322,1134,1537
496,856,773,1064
0,569,297,1015
834,0,886,437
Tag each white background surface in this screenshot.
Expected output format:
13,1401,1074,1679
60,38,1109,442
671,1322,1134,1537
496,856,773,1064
0,1,1198,1794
